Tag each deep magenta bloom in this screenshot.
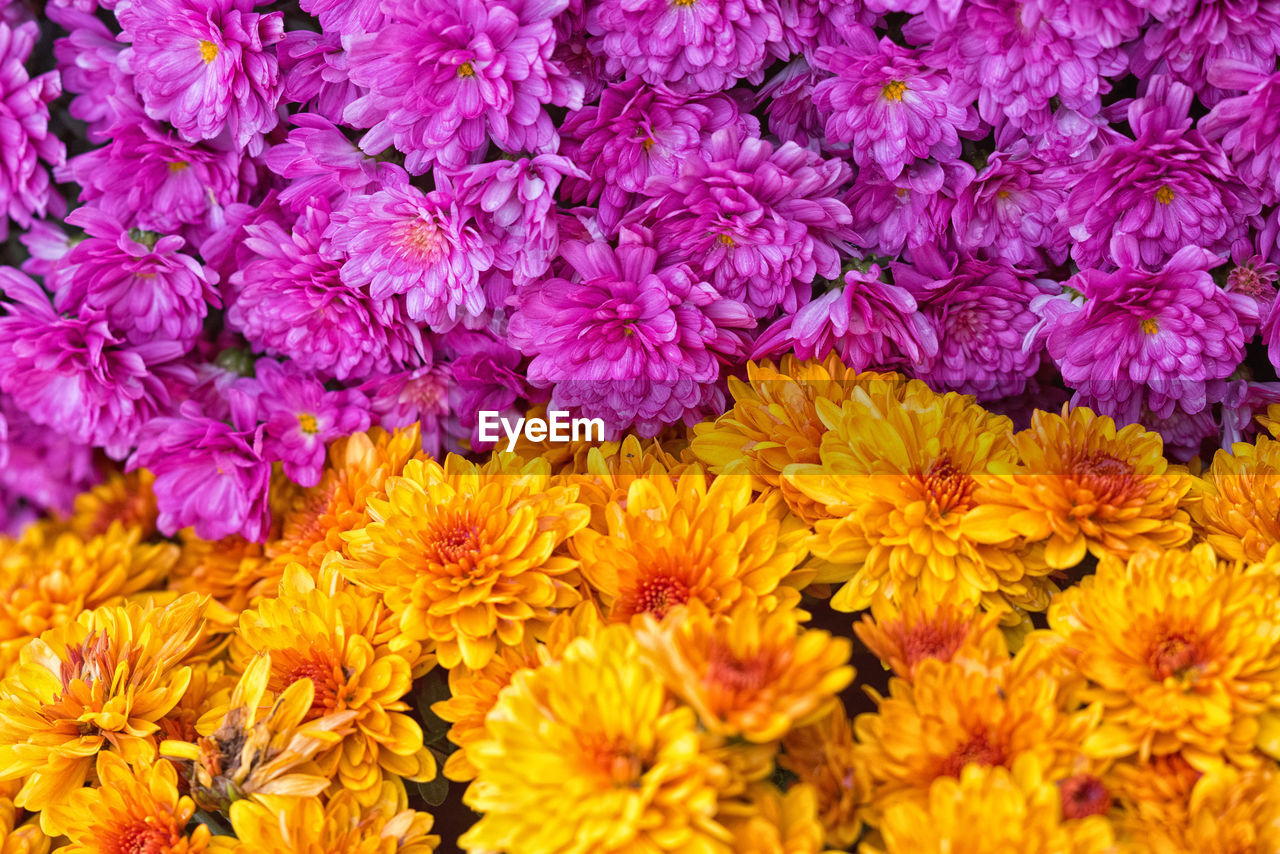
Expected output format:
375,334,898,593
299,0,386,36
813,29,978,180
278,30,362,122
560,78,753,234
755,58,824,149
264,113,390,212
119,0,285,151
227,205,427,382
0,268,191,456
1042,242,1246,422
507,240,753,437
326,173,493,328
0,395,98,527
625,129,852,318
0,21,64,240
1031,0,1147,49
360,364,451,458
1060,77,1259,269
845,157,974,258
586,0,782,94
752,265,939,372
1201,61,1280,206
239,359,370,487
50,208,219,349
344,0,583,172
48,6,136,141
864,0,965,29
439,327,527,451
128,395,271,542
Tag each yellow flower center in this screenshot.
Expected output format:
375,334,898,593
631,573,690,620
938,730,1007,778
458,61,476,78
425,513,484,572
111,819,184,854
297,413,319,435
1148,632,1205,682
717,233,735,246
706,644,772,694
671,0,697,6
168,160,190,173
881,80,908,102
579,733,646,788
278,652,347,722
1141,317,1159,335
642,137,656,150
919,457,977,518
996,189,1011,199
199,40,218,64
1155,185,1175,205
892,613,971,672
390,217,446,263
1067,451,1143,507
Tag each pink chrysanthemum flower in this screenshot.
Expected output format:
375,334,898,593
263,113,390,212
1201,61,1280,207
845,157,975,258
278,31,363,123
360,363,451,457
0,20,65,240
48,5,136,142
119,0,285,152
299,0,386,36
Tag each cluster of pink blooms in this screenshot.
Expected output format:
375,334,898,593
1,0,1279,537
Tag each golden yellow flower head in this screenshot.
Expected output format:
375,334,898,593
0,521,177,674
1047,544,1280,770
854,598,1008,681
567,434,691,532
0,781,48,854
211,787,438,854
977,405,1194,568
231,564,434,806
0,594,204,814
40,753,211,852
860,756,1116,854
689,356,909,523
66,468,159,541
460,624,733,854
573,470,809,623
1191,434,1280,562
169,531,271,614
719,783,832,854
1108,753,1201,850
784,380,1051,619
779,703,868,849
341,453,588,670
635,599,854,743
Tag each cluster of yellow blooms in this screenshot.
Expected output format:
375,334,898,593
4,354,1280,852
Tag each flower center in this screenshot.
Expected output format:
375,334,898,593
717,233,735,246
281,654,345,721
390,217,447,263
1148,632,1206,682
633,574,690,620
671,0,696,6
108,819,180,854
896,615,970,671
1067,452,1143,506
881,80,908,102
579,733,646,788
919,457,977,518
1155,185,1175,205
297,413,319,435
996,189,1011,199
705,644,772,694
938,730,1007,778
457,61,476,78
168,160,190,173
1228,261,1278,297
425,513,483,570
642,137,656,150
1058,774,1111,820
59,630,113,690
1141,317,1159,335
199,40,218,64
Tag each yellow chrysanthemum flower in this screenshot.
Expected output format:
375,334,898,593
210,787,438,854
720,783,834,854
853,598,1008,681
689,356,909,523
231,564,434,806
0,781,47,854
1190,434,1280,562
0,594,204,814
65,468,159,541
573,471,809,623
1109,753,1201,850
860,756,1116,854
567,435,691,532
784,381,1052,619
0,521,177,674
854,652,1100,814
779,704,869,849
459,624,734,854
1047,544,1280,770
162,653,356,812
169,532,272,614
340,453,588,669
635,600,854,743
977,406,1194,568
40,753,211,851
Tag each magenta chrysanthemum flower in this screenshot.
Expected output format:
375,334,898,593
226,205,427,382
238,359,370,487
48,5,136,142
0,395,98,528
625,129,852,318
128,395,271,542
560,78,753,234
278,30,362,123
864,0,965,29
813,29,978,180
1042,241,1246,422
0,20,65,240
263,113,389,212
845,157,975,258
951,139,1072,266
344,0,583,172
752,264,939,371
360,364,451,457
1060,77,1259,269
755,58,824,149
507,239,753,437
1034,0,1147,49
0,268,192,456
50,208,220,349
119,0,285,152
1201,61,1280,206
326,173,493,329
439,327,527,451
586,0,782,94
299,0,386,36
895,249,1052,400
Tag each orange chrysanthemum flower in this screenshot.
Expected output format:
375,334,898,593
573,471,809,623
1190,435,1280,562
719,783,831,854
169,532,273,614
340,453,589,669
567,435,691,532
977,406,1194,568
778,703,868,849
231,564,434,806
853,598,1008,681
689,356,909,523
460,625,733,854
1046,544,1280,770
1109,753,1202,848
0,521,177,674
860,756,1116,854
40,753,211,852
211,787,438,854
0,594,204,814
784,381,1052,619
65,468,159,541
0,780,47,854
635,600,854,743
854,652,1099,814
